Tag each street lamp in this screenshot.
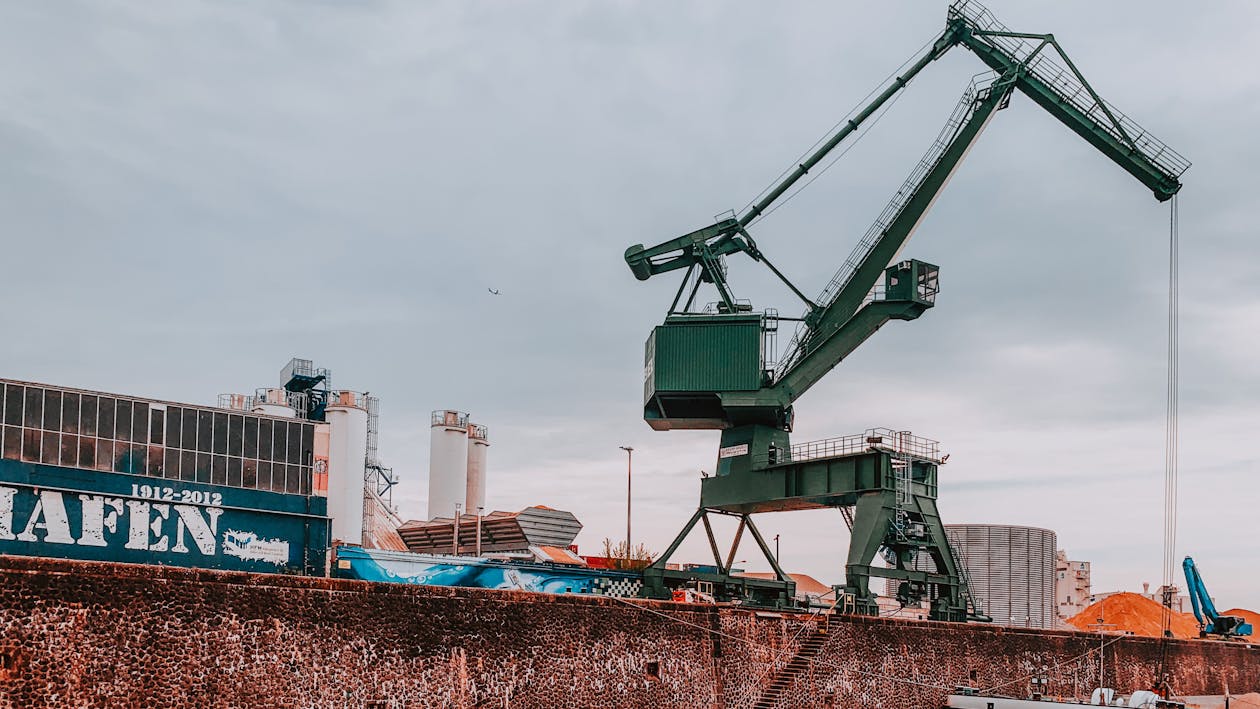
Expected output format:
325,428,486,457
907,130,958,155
453,502,462,556
774,534,780,562
475,506,484,557
619,446,633,558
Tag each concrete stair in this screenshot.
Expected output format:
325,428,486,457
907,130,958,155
751,624,831,709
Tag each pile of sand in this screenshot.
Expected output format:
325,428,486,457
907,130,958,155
1066,592,1201,639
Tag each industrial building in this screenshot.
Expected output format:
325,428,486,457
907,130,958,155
1055,550,1091,620
219,358,404,552
0,374,331,574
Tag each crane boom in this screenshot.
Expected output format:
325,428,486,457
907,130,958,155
773,76,1013,400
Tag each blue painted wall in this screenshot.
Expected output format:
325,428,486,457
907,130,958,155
0,459,328,575
335,546,644,597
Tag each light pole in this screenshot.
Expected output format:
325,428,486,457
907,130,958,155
774,534,780,563
453,502,462,556
619,446,633,559
475,506,484,557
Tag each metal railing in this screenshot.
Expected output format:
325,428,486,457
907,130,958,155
280,357,331,388
432,410,469,429
772,427,942,466
949,0,1190,179
216,388,310,417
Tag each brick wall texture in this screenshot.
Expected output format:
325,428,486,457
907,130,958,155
0,555,1255,708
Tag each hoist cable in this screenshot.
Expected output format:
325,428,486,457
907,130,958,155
736,31,942,223
745,89,908,229
1157,194,1180,683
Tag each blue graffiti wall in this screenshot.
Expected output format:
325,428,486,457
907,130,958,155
335,546,643,597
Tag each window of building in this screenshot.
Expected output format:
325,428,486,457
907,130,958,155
0,380,316,499
43,390,62,432
2,384,22,426
196,410,213,453
99,398,115,441
115,399,132,443
61,393,79,434
23,388,42,429
212,412,228,455
80,395,97,436
149,408,163,445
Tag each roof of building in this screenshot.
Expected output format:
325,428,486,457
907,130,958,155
397,505,582,555
530,545,585,565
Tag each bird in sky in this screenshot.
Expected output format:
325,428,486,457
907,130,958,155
488,288,501,296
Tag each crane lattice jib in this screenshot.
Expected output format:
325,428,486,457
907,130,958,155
949,0,1189,195
770,2,1190,388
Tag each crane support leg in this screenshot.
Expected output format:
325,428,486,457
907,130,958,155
842,489,977,622
640,507,797,608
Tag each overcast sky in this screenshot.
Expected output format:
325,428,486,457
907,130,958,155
2,1,1257,610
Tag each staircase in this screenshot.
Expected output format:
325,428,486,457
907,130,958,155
752,623,832,709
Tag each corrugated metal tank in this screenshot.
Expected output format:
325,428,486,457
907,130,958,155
465,423,488,513
326,400,368,545
427,410,468,521
948,524,1057,629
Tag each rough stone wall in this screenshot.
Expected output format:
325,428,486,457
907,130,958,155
765,614,1260,708
0,556,718,708
0,556,1256,709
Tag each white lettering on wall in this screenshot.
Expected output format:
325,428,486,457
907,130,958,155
16,491,75,545
0,484,292,566
0,487,14,541
77,495,125,547
171,505,222,555
124,501,171,551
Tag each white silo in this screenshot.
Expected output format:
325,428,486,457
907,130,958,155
326,393,369,545
465,423,489,513
428,410,469,521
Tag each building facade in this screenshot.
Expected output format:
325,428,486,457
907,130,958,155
0,377,330,575
1055,550,1091,620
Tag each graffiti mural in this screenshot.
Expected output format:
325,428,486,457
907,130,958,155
335,546,644,598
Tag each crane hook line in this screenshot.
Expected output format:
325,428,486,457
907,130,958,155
736,30,942,221
1159,194,1180,657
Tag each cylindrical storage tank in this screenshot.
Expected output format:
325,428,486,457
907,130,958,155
427,410,469,521
946,524,1057,629
465,423,489,513
251,388,297,418
326,401,369,545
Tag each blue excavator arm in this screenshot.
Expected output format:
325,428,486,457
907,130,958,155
1182,556,1253,638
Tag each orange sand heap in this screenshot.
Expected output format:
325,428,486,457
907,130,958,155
1066,592,1201,639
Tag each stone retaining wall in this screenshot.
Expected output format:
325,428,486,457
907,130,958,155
0,556,1255,708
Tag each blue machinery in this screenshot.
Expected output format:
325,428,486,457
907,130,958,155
1182,556,1252,639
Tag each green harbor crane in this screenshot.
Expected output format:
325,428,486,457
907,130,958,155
624,1,1188,619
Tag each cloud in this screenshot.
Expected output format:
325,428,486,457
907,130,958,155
1,0,1257,609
